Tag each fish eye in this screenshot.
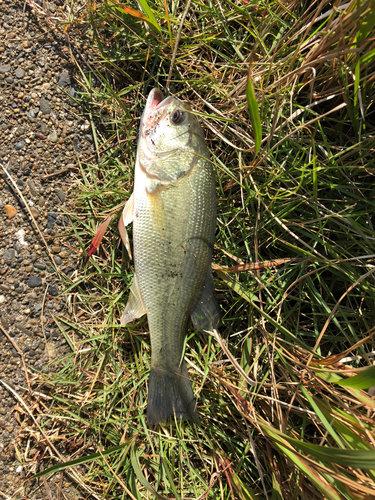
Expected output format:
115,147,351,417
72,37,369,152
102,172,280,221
171,109,185,125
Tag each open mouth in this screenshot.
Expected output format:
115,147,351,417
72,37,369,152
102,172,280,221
145,88,174,123
148,88,164,113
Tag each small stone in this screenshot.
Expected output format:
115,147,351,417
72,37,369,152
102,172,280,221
1,317,9,329
4,249,16,263
48,285,58,296
28,277,42,288
34,263,46,270
48,131,58,143
15,140,25,151
22,40,29,48
0,419,5,427
55,188,66,203
26,111,36,123
45,342,57,358
4,205,17,219
5,426,13,433
39,98,51,115
68,86,76,104
58,251,69,259
15,68,25,79
73,137,80,152
7,32,16,40
51,246,61,254
25,265,33,273
58,71,70,87
38,196,46,207
53,256,62,265
0,64,11,74
30,207,39,218
0,296,5,304
28,180,38,197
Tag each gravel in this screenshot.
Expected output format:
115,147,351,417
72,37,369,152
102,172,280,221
0,1,94,497
27,276,42,287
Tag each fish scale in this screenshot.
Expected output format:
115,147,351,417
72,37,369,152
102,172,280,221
119,88,220,425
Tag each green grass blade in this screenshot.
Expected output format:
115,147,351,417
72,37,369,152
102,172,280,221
130,444,169,500
246,67,261,157
266,430,342,500
136,0,161,32
30,443,129,479
335,366,375,390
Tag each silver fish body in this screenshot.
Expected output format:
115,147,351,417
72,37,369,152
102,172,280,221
119,89,219,425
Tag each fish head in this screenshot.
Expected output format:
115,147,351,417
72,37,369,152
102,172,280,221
140,88,205,157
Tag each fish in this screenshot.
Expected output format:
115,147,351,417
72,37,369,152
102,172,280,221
119,88,220,426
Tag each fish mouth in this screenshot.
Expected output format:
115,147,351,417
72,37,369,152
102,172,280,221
147,88,165,114
144,88,174,127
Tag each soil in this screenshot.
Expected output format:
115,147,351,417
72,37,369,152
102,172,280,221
0,1,95,498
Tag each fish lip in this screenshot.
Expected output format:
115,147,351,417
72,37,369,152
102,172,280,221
143,88,175,128
146,88,165,114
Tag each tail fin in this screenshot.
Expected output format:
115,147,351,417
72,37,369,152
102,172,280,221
147,362,200,426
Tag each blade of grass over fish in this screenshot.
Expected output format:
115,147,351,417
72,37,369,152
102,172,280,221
246,67,261,157
213,258,310,273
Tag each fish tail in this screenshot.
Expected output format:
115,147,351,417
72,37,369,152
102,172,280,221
147,362,200,426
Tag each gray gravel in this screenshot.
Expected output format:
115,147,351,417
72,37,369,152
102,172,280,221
0,0,96,498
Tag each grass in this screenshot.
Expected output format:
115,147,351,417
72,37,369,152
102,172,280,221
19,0,375,498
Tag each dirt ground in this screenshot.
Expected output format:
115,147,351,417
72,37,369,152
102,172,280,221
0,1,95,498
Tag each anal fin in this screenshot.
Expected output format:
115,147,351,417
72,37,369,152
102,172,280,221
121,272,146,324
191,269,220,333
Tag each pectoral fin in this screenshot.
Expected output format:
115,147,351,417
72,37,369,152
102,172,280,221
121,272,146,324
145,150,197,185
119,193,134,259
191,269,220,333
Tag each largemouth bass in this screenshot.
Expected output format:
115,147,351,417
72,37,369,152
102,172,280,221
119,88,219,426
